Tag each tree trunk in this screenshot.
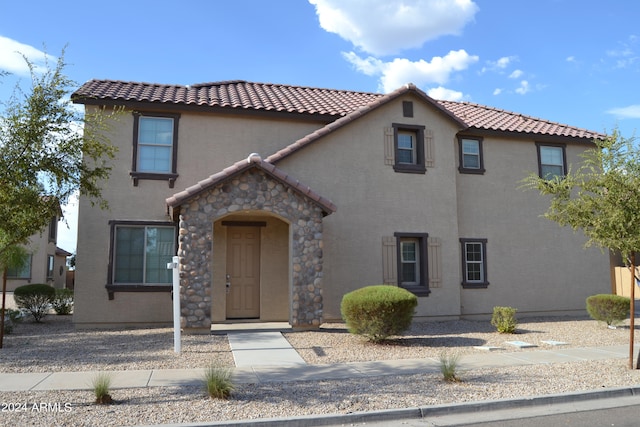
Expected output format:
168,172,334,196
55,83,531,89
0,267,7,349
630,252,636,369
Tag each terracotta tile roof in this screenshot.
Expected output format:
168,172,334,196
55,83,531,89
73,79,381,118
73,79,603,140
166,154,336,216
437,100,604,140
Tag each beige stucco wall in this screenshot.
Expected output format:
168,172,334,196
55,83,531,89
74,106,324,328
456,136,610,317
277,94,464,321
277,95,610,320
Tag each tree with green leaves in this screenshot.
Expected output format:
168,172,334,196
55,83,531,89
0,49,118,346
522,127,640,369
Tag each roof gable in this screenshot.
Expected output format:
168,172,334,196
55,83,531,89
166,154,336,217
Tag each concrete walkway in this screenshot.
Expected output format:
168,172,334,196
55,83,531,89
0,330,638,391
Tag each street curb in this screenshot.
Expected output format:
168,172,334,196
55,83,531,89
141,385,640,427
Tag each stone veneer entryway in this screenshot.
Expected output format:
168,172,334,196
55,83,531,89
173,161,331,333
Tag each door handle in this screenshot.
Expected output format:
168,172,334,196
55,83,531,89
225,274,231,293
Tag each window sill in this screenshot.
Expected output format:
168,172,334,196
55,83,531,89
461,282,490,289
458,167,486,175
130,172,179,188
106,284,172,300
400,286,431,297
393,164,426,174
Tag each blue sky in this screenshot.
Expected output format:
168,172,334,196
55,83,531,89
2,0,640,252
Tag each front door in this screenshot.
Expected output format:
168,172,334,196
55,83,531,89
226,226,261,319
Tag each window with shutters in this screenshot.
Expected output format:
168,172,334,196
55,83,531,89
394,232,429,295
392,123,426,174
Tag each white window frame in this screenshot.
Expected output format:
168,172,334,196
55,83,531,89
460,238,489,288
137,116,174,173
536,143,566,180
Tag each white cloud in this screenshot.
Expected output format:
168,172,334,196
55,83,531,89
0,36,52,75
493,88,502,95
427,86,465,101
508,69,523,79
515,80,530,95
566,56,576,63
606,105,640,119
309,0,479,56
481,56,517,73
344,49,479,93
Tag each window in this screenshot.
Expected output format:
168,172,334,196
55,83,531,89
111,223,176,285
7,255,31,279
131,112,180,187
460,238,488,288
458,137,485,174
393,123,426,174
46,255,55,280
48,216,57,242
394,232,429,295
536,143,566,179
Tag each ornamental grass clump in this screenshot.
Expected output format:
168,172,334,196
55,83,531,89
13,284,55,323
341,285,418,343
586,294,630,326
491,306,518,334
203,364,234,399
91,372,113,404
439,352,461,382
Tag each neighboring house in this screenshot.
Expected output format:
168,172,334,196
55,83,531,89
6,214,71,291
71,80,611,332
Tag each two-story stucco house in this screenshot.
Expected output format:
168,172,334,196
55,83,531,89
71,80,610,332
6,213,71,291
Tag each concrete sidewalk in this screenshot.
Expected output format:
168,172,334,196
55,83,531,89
0,339,637,392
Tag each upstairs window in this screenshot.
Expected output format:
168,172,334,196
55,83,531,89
48,216,57,242
536,143,566,179
393,123,426,174
131,113,180,187
458,137,485,174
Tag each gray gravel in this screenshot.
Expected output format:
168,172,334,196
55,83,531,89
1,315,639,426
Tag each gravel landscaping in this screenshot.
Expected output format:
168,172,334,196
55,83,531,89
1,314,639,426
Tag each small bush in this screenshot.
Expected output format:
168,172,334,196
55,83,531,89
13,284,55,323
341,285,418,343
586,294,630,326
52,288,74,315
2,309,23,334
203,365,234,399
439,352,461,382
491,306,518,333
91,372,113,404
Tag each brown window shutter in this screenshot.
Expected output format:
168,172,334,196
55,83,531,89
384,127,395,166
425,129,435,168
382,236,397,284
428,236,442,288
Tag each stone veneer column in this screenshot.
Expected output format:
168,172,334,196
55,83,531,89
177,168,324,333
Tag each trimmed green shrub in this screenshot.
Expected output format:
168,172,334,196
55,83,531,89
13,284,55,323
491,306,518,333
341,285,418,343
586,294,630,326
52,288,74,315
